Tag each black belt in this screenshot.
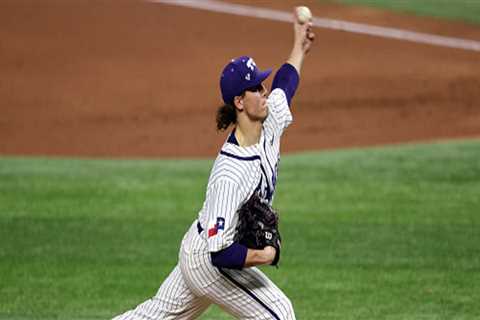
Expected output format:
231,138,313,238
197,221,204,234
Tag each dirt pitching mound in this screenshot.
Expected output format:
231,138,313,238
1,0,479,158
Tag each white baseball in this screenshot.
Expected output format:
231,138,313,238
296,6,312,24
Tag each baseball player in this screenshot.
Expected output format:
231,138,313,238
113,9,314,320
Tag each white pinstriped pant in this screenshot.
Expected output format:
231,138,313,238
112,221,295,320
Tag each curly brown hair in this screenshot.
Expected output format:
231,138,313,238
216,103,237,131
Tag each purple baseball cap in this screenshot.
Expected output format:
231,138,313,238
220,56,272,105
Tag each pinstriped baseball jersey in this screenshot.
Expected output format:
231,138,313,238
112,87,296,320
199,88,292,253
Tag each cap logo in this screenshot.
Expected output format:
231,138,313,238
246,58,256,71
245,73,251,81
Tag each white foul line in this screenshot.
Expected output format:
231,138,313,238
148,0,480,52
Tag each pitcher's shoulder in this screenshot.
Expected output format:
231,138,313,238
208,143,262,189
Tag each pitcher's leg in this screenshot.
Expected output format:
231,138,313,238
180,232,294,319
112,265,210,320
192,266,294,320
218,267,295,320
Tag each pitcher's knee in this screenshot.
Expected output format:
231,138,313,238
273,295,295,320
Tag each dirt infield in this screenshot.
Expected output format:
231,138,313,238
1,0,479,158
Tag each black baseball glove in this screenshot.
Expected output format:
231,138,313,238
235,193,281,266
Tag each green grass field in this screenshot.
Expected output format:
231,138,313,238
332,0,480,25
1,139,480,319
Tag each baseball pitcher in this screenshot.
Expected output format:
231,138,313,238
113,8,315,320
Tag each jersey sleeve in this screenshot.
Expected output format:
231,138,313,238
204,179,244,253
265,88,293,135
271,63,300,106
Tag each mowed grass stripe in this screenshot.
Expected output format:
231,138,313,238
1,139,479,319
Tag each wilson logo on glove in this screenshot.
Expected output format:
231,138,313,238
265,232,273,240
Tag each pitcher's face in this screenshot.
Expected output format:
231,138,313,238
240,83,269,122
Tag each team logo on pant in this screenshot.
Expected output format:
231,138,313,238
208,217,225,238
